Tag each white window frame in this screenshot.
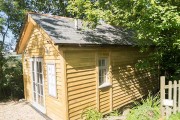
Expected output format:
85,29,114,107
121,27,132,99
98,58,111,88
47,63,57,98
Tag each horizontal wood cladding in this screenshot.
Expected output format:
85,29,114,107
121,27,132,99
111,50,158,110
23,26,64,120
64,48,157,119
66,51,97,120
99,88,110,113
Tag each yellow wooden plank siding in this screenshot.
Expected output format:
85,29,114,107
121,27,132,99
111,49,158,110
65,51,97,120
99,88,110,113
64,47,158,119
22,25,64,120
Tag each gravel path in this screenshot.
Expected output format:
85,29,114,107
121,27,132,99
0,100,48,120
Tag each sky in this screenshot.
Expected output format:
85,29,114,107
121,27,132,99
0,30,15,51
0,12,15,51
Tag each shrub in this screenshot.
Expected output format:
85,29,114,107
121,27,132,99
168,112,180,120
81,108,102,120
109,110,120,116
0,56,23,100
126,93,160,120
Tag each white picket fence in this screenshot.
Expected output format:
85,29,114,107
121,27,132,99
160,76,180,118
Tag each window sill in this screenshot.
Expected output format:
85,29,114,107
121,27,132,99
48,94,57,99
98,82,112,89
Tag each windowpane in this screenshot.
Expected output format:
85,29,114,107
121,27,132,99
39,62,42,73
40,74,43,84
38,84,40,94
32,72,35,81
34,92,36,101
41,85,43,95
99,60,101,66
103,69,106,77
33,82,36,91
36,62,39,72
37,73,39,83
99,69,102,77
98,58,108,86
40,96,43,106
32,61,34,71
99,77,103,85
102,59,105,66
38,95,40,104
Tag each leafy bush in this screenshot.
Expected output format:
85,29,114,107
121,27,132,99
168,112,180,120
109,110,120,116
0,55,23,100
126,93,160,120
81,108,102,120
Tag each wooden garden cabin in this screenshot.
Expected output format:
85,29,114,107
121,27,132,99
16,13,159,120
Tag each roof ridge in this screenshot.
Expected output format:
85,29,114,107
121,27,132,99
28,12,74,20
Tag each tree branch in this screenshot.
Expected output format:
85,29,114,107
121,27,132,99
1,16,10,48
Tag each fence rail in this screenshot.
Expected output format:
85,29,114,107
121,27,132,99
160,76,180,118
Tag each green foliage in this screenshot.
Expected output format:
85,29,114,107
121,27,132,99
0,0,71,101
126,93,160,120
0,49,23,100
26,0,69,16
81,108,103,120
169,112,180,120
67,0,180,79
0,0,26,39
67,0,102,28
109,110,120,116
0,17,6,33
0,0,69,41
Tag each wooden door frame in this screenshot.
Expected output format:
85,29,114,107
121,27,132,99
30,57,46,113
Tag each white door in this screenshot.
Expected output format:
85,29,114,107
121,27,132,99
31,57,46,113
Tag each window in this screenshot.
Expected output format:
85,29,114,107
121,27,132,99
98,58,108,86
30,57,44,106
47,64,57,97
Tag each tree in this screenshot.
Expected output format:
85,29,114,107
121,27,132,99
0,0,70,46
0,0,26,48
27,0,69,16
0,0,70,100
0,53,23,100
67,0,180,79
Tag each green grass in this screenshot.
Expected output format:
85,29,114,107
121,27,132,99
168,112,180,120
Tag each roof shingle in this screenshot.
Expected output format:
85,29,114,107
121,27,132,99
30,13,136,45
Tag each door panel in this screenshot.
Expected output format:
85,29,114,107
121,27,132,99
31,58,46,113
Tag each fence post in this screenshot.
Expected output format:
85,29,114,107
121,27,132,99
168,81,172,115
173,81,177,114
160,76,165,117
178,80,180,112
